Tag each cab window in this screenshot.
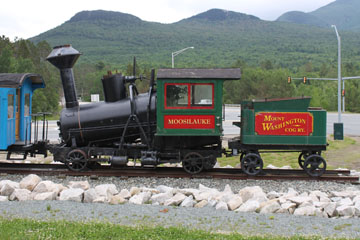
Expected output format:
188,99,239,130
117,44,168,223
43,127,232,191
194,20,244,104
165,83,214,109
24,94,30,116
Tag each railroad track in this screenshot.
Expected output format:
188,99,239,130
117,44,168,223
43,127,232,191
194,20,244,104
0,163,358,182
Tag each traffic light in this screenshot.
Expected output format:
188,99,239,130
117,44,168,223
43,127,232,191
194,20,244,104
303,77,307,84
287,76,291,83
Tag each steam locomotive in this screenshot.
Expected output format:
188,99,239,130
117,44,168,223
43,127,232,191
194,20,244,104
0,45,328,177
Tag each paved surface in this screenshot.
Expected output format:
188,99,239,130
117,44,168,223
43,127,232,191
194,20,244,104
40,108,360,142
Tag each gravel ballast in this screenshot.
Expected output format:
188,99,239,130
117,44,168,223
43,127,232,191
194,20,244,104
1,174,360,238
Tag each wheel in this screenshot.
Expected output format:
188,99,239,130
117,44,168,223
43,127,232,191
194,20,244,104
66,149,88,171
204,155,217,170
298,152,308,169
182,152,204,174
241,153,263,176
298,151,321,169
303,154,326,177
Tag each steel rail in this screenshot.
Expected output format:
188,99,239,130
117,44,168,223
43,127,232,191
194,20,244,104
0,163,358,182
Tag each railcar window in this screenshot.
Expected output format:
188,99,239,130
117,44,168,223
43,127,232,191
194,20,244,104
25,94,30,116
191,84,213,107
8,94,14,119
166,84,188,107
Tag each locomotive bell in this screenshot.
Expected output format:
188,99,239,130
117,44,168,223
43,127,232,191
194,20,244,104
47,45,81,108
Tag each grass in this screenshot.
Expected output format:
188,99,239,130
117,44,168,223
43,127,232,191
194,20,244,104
0,217,349,240
218,136,358,170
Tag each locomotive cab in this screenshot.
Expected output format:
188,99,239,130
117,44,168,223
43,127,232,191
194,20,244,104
155,68,241,173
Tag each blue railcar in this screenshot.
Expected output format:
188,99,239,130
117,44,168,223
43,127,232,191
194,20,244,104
0,73,46,158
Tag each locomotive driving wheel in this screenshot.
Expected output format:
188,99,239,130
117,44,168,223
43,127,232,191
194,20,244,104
182,152,204,174
241,153,263,176
66,149,88,172
303,154,326,177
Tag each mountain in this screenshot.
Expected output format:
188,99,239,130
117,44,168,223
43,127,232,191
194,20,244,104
277,11,328,28
30,9,360,67
277,0,360,31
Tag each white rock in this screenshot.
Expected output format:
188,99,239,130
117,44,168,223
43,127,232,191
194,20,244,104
0,196,8,201
353,195,360,203
293,206,317,216
236,200,260,212
83,188,98,203
223,184,233,194
150,191,173,205
313,201,329,209
129,192,151,205
109,195,126,205
227,196,243,211
59,188,84,202
177,188,199,196
218,193,236,204
19,174,42,191
338,197,353,207
199,184,213,192
299,192,309,197
259,200,281,214
215,201,228,210
355,206,360,217
180,195,195,208
324,202,337,217
156,185,174,193
93,196,107,203
281,202,297,210
118,189,131,199
266,164,278,169
194,200,208,208
68,181,90,190
33,181,64,194
164,193,186,206
308,193,319,202
330,191,355,198
310,190,328,199
9,189,32,201
0,181,19,196
336,205,355,217
319,196,331,203
267,191,281,200
288,196,313,206
284,188,298,198
207,199,218,207
129,187,141,196
140,187,160,194
194,189,219,202
95,184,118,199
33,192,57,201
238,186,267,203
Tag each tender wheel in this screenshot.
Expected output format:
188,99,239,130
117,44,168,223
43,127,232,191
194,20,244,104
241,153,263,176
303,154,326,177
182,152,204,174
298,152,309,169
66,149,88,171
204,155,217,170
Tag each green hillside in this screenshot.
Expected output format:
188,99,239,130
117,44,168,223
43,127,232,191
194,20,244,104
30,9,360,69
277,0,360,32
276,11,328,28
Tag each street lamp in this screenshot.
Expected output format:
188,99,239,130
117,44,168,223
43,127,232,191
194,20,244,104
331,25,344,140
172,47,194,68
331,25,342,121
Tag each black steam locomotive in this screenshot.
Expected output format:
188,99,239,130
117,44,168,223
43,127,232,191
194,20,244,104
47,45,240,174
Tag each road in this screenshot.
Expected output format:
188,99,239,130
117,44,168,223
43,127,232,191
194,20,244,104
41,107,360,142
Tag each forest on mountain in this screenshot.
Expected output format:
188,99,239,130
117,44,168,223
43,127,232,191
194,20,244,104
1,5,360,114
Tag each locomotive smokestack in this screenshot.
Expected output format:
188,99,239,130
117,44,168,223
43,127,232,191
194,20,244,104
46,45,81,108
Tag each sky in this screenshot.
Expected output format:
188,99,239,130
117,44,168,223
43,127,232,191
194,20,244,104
0,0,335,41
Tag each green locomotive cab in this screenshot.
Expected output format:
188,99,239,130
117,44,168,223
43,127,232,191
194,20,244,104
155,68,241,174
